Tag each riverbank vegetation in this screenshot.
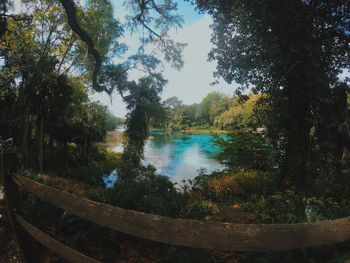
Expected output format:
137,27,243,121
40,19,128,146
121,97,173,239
1,0,350,262
160,92,261,132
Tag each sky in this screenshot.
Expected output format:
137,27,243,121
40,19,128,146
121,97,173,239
11,0,350,118
90,1,236,117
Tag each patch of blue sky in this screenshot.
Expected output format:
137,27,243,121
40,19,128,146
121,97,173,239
176,0,203,25
110,0,203,26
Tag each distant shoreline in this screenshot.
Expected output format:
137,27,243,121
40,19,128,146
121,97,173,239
105,128,229,153
150,128,229,135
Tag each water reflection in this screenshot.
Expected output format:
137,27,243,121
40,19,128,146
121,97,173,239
113,131,224,182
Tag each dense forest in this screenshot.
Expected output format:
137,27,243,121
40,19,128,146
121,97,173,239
0,0,350,262
161,92,261,131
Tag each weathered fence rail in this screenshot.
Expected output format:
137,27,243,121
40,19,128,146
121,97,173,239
15,214,101,263
2,152,350,263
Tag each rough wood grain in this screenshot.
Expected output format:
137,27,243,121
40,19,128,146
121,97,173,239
13,174,350,251
15,214,101,263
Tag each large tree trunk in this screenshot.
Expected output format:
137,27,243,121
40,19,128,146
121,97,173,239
284,81,311,190
38,114,44,173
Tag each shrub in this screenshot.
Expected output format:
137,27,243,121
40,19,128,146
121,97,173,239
204,170,272,202
179,200,219,220
89,166,187,217
54,151,122,186
215,130,280,173
207,174,235,202
241,191,306,223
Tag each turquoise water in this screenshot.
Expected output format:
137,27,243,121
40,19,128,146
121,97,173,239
113,131,224,182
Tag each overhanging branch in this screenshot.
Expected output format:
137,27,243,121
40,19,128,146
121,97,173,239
59,0,103,91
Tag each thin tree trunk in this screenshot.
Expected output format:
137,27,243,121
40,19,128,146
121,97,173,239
49,135,53,155
57,37,75,74
23,101,31,167
38,114,44,173
63,140,68,168
85,137,90,167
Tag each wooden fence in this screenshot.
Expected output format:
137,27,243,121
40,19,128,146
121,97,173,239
2,151,350,263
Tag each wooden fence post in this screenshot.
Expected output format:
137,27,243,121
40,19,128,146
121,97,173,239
1,150,40,263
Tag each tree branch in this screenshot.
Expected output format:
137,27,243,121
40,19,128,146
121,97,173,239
59,0,103,91
57,37,75,74
2,14,32,22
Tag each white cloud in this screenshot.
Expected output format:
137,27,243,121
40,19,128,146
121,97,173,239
162,15,235,104
91,15,236,117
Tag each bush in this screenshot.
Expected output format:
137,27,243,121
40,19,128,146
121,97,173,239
215,130,280,173
179,200,219,220
304,197,350,222
207,174,235,202
89,165,187,217
196,169,272,202
241,191,306,223
238,192,350,224
54,151,122,186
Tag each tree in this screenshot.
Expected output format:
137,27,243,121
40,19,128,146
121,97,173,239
195,0,350,190
163,96,183,110
0,0,125,170
213,94,261,130
1,0,185,176
195,91,225,125
121,77,165,178
32,72,73,172
104,111,123,131
162,96,185,130
0,1,30,40
209,96,230,123
0,1,7,39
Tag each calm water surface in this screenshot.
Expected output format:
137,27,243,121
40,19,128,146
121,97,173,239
113,131,224,182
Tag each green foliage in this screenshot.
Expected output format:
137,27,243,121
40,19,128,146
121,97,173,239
191,169,273,203
241,191,306,224
77,0,125,62
89,166,186,217
228,170,271,196
304,197,350,222
179,200,218,220
241,193,350,224
18,170,64,227
1,1,350,261
125,0,186,70
0,0,126,172
104,111,124,131
195,0,350,190
121,77,165,177
195,91,226,125
215,130,280,172
52,150,122,186
162,92,262,131
214,94,261,130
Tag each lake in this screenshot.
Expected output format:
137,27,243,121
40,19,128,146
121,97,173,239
113,130,224,182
